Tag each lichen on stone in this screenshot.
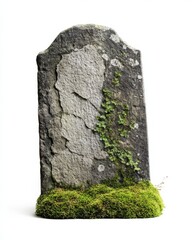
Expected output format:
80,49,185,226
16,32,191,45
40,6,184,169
128,58,140,67
110,59,123,69
110,34,121,43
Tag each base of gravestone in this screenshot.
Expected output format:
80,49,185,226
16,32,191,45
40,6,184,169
36,180,164,219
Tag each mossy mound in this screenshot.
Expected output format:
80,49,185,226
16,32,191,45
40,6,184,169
36,181,164,219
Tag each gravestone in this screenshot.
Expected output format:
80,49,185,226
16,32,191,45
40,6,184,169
37,25,150,194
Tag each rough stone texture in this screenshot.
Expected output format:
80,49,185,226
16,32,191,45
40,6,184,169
37,24,150,193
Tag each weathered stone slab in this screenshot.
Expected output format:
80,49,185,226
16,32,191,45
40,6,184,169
37,24,150,193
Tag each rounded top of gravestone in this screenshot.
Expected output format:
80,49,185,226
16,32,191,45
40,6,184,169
38,24,139,56
67,24,110,31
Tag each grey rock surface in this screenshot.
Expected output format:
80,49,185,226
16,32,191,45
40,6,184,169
37,24,150,193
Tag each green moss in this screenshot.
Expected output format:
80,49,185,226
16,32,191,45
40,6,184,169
95,74,140,173
112,71,122,86
119,129,128,137
36,181,164,219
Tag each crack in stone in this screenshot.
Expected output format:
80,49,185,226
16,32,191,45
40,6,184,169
72,91,88,100
72,91,100,112
65,139,85,158
61,112,92,130
54,64,63,113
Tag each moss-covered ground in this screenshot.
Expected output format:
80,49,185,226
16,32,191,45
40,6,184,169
36,180,164,219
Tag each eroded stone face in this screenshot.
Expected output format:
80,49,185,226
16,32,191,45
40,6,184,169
56,45,105,129
37,24,150,193
48,45,110,187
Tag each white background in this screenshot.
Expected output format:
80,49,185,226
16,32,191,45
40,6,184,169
0,0,192,239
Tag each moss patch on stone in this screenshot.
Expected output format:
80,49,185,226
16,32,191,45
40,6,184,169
36,181,164,219
95,82,140,174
